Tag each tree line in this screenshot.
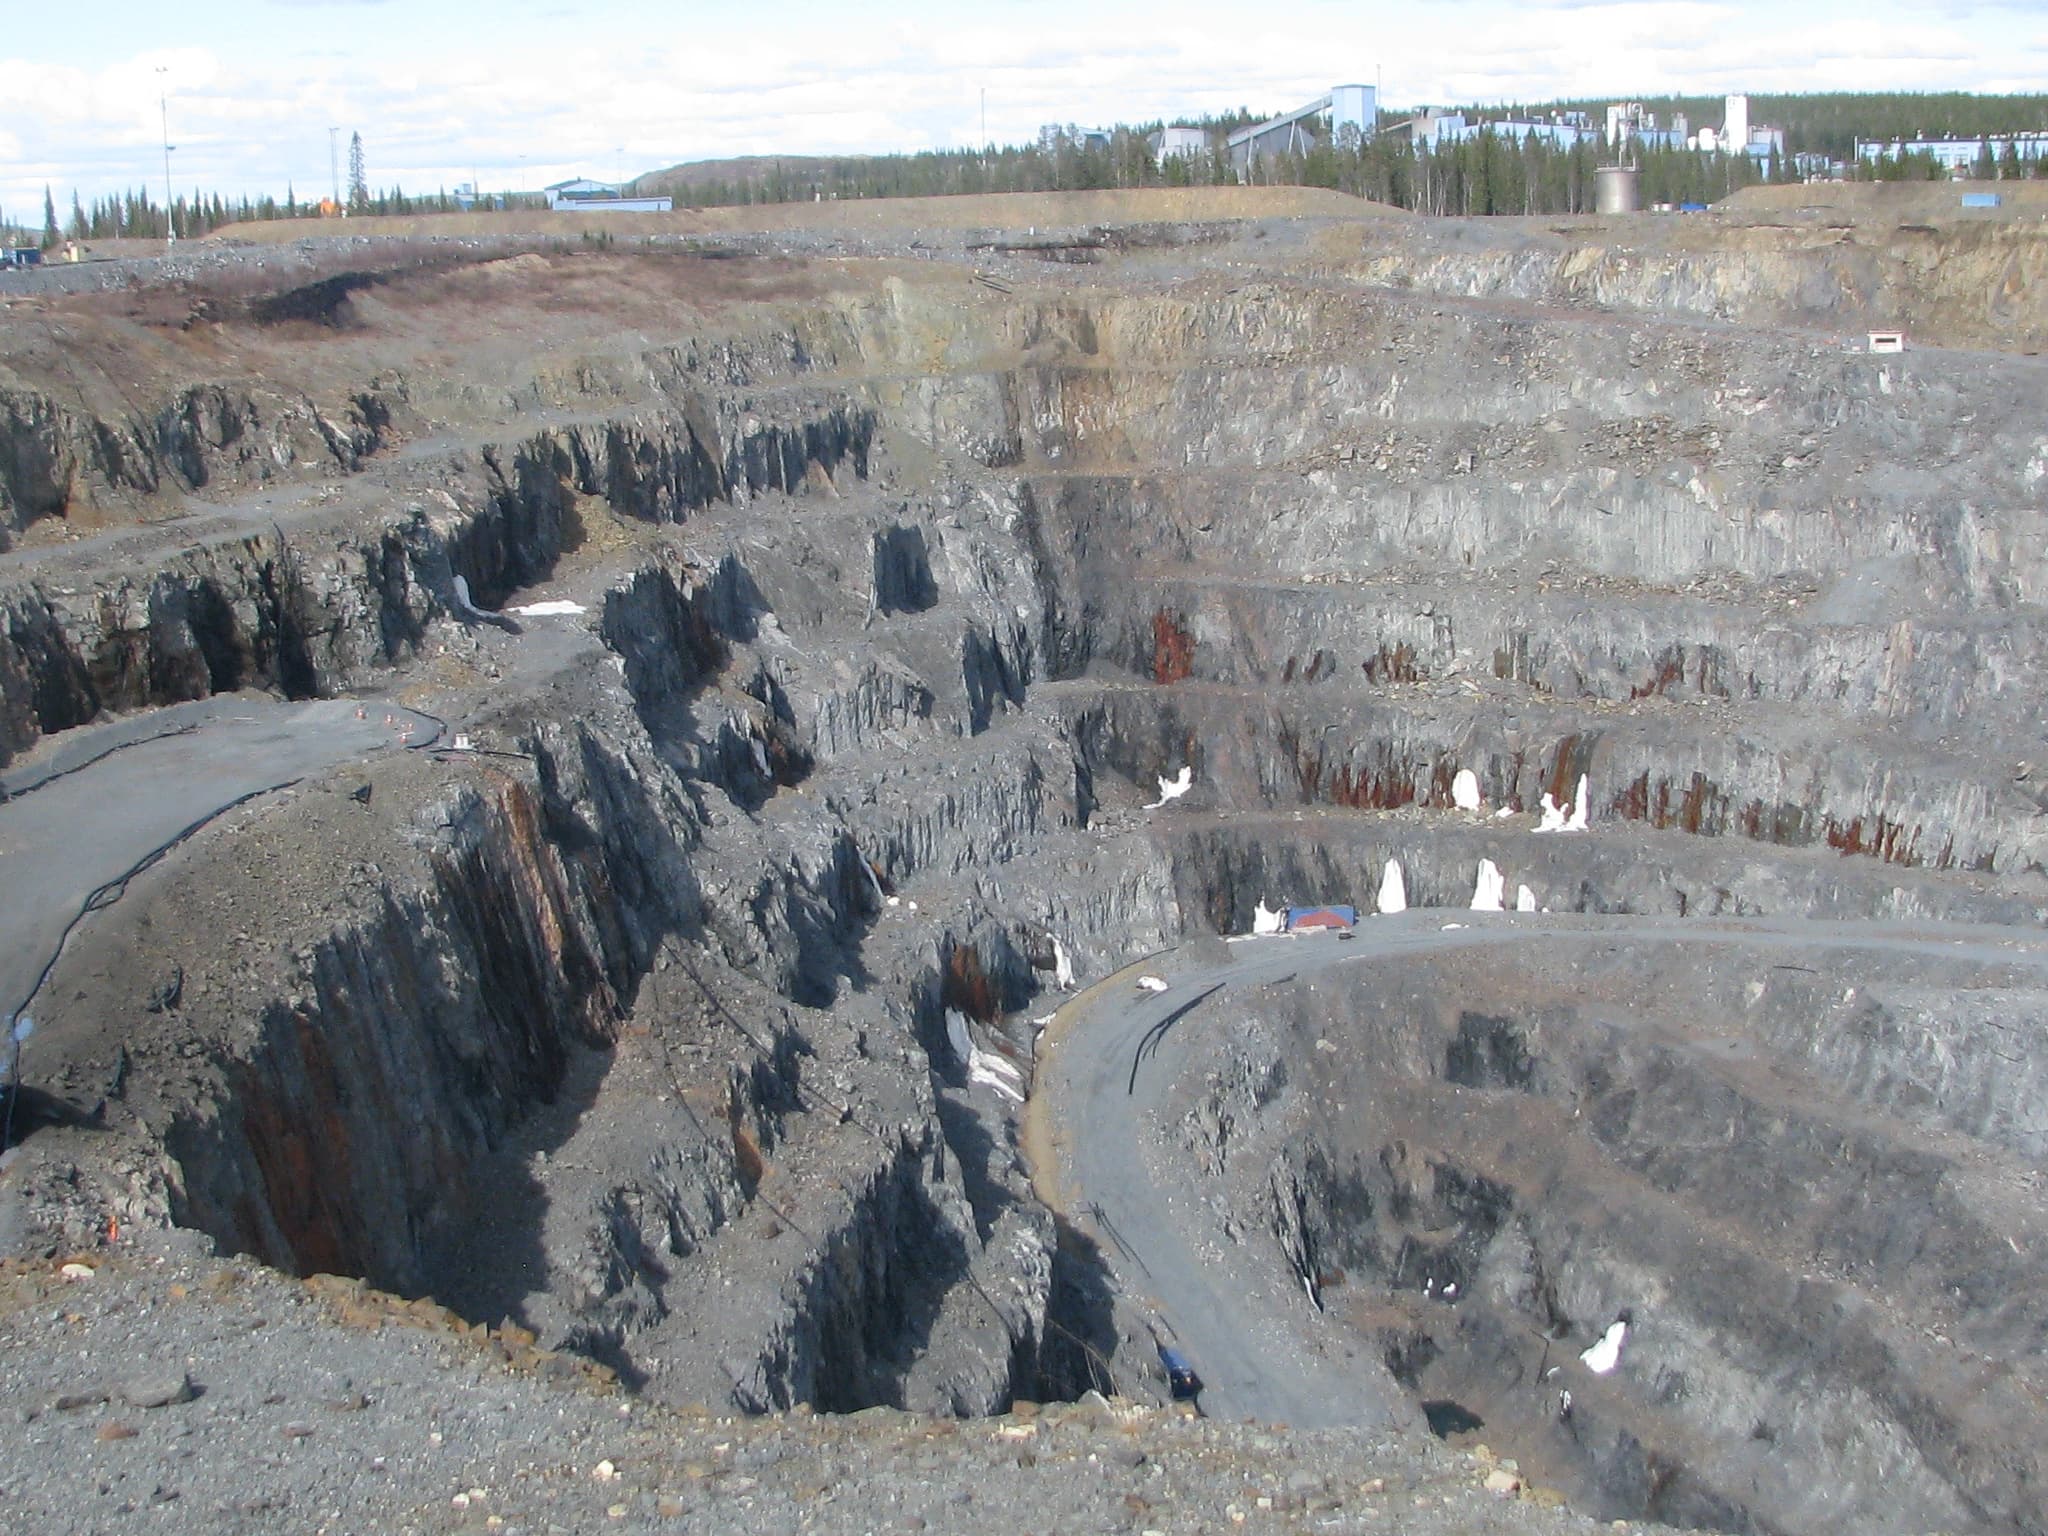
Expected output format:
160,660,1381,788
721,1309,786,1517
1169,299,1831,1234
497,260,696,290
5,91,2042,246
654,128,1774,216
1504,91,2048,164
2,182,474,247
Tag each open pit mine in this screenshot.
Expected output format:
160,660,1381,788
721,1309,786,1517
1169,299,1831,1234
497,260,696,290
3,183,2047,1535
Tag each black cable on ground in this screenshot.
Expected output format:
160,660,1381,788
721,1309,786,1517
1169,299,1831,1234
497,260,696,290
0,721,205,802
433,747,537,764
1,777,302,1155
399,706,451,751
1126,985,1222,1096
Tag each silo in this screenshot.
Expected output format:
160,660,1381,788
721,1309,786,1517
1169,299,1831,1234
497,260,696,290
1594,165,1640,214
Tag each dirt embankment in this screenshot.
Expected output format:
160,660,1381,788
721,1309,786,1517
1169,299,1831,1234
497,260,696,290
202,185,1394,245
1722,176,2048,222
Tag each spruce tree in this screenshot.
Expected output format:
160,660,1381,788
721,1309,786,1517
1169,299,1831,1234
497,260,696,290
347,132,369,212
42,186,58,248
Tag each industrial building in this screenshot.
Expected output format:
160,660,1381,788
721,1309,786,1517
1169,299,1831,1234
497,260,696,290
1390,108,1598,153
1226,84,1376,172
1605,96,1784,163
1150,125,1210,164
1607,102,1692,152
1854,132,2048,172
543,178,674,213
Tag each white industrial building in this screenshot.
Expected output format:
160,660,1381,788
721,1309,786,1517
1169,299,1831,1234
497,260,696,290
1226,83,1377,172
1607,102,1691,152
1402,109,1597,152
1693,95,1784,161
1602,96,1783,161
1854,132,2048,172
1150,125,1210,164
543,178,673,213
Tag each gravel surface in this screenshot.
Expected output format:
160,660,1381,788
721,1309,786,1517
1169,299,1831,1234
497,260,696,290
0,1232,1660,1535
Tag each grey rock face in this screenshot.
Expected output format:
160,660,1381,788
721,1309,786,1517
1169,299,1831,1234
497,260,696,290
4,221,2045,1536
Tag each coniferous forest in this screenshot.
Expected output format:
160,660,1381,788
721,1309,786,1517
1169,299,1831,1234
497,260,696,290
4,90,2043,246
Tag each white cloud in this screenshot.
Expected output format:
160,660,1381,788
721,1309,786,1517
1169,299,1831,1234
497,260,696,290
0,1,2041,214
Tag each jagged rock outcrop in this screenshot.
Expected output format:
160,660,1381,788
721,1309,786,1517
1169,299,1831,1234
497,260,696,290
7,217,2048,1523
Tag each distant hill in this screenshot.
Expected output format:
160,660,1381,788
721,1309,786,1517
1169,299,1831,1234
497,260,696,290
632,156,860,196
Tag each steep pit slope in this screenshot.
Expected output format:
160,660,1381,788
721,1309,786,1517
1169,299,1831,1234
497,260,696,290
1139,924,2048,1535
0,206,2044,1536
0,241,1199,1421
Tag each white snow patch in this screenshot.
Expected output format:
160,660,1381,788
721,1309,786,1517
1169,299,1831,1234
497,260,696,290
1470,859,1506,912
1452,769,1482,812
1534,776,1590,835
1144,765,1194,809
507,600,588,617
948,1008,1025,1103
1580,1319,1629,1375
970,1060,1025,1103
977,1051,1022,1084
1516,884,1538,913
1137,976,1169,993
1053,937,1075,990
1376,859,1407,915
1252,901,1287,936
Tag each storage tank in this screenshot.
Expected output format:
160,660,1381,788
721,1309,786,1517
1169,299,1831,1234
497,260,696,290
1594,165,1640,214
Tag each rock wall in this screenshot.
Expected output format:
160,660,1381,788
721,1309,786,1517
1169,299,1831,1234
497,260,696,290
1168,950,2048,1535
0,395,874,767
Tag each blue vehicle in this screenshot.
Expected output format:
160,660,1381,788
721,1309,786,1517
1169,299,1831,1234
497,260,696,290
1158,1344,1203,1399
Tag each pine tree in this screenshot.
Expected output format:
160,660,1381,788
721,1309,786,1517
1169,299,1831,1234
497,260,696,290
41,186,58,248
347,132,369,212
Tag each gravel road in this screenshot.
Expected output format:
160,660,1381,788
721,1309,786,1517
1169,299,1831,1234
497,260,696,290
1038,910,2048,1431
0,696,442,1025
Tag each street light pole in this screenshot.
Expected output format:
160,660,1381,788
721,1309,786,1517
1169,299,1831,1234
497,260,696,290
156,67,175,250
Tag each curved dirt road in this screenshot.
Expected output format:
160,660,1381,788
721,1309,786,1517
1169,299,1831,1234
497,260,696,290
1034,909,2048,1428
0,696,442,1025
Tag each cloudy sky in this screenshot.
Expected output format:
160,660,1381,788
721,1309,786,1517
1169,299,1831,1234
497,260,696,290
2,0,2044,217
